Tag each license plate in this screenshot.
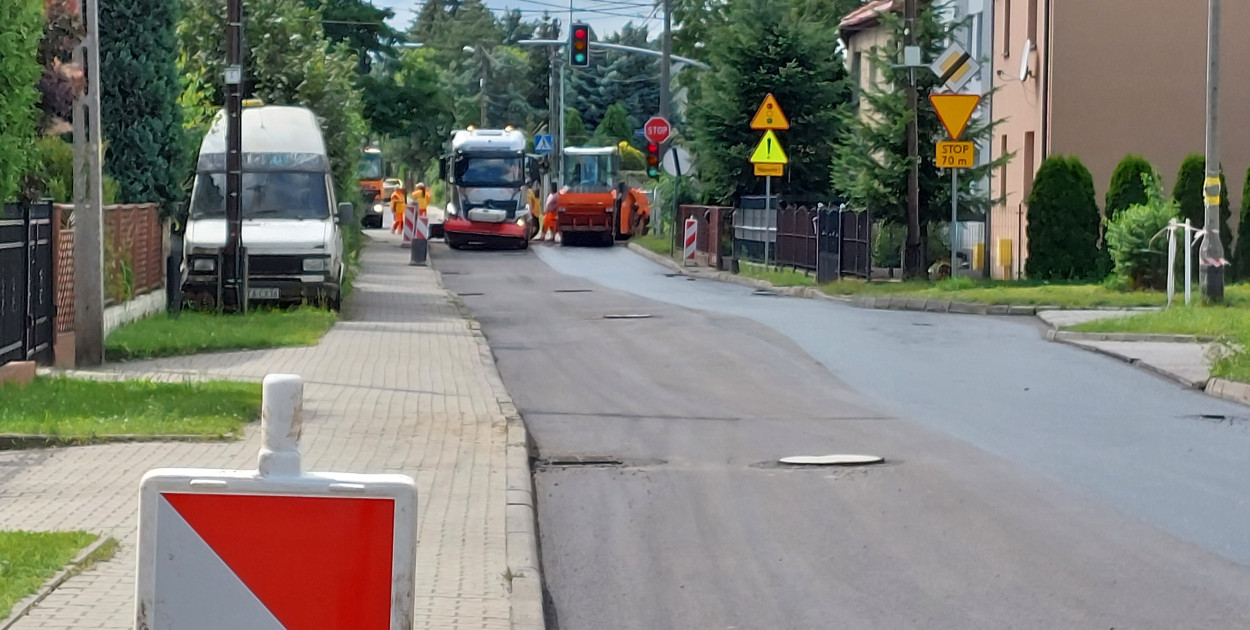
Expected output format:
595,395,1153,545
248,287,280,300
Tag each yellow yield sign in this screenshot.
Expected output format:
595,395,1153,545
929,94,981,141
749,130,788,164
750,94,790,130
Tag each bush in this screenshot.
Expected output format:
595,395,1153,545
101,0,188,206
1106,172,1178,290
1106,155,1153,220
1235,166,1250,281
1172,153,1232,253
872,221,904,268
1025,156,1102,281
0,0,44,202
32,136,119,204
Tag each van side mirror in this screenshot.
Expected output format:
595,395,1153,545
337,202,354,225
438,159,448,181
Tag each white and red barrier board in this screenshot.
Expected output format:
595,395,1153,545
136,468,417,630
683,218,697,262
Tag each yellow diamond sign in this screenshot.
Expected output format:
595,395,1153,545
749,130,788,165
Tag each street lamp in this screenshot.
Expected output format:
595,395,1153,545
463,45,488,127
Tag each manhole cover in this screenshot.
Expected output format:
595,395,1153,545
602,313,653,320
778,454,884,466
1184,414,1249,425
554,289,594,293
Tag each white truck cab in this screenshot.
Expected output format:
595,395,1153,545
182,105,347,310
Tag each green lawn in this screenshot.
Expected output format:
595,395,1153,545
0,377,261,440
1069,303,1250,383
737,262,816,287
633,233,674,258
105,307,336,361
820,278,1172,307
0,531,114,620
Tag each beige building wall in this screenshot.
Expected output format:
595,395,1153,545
991,0,1250,279
989,0,1046,279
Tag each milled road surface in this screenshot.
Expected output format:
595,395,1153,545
435,242,1250,630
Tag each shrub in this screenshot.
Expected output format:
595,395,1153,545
32,136,121,204
1025,156,1102,281
1172,153,1232,253
1235,167,1250,281
100,0,188,206
1106,172,1178,290
1106,155,1153,220
0,0,44,202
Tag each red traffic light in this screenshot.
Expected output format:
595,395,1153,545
647,143,659,153
575,28,587,38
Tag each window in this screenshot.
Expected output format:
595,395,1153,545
999,135,1008,201
851,52,863,106
1027,0,1038,44
1002,0,1012,57
1023,132,1036,200
455,156,523,188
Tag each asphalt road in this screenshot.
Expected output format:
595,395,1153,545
434,242,1250,630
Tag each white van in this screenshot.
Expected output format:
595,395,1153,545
182,104,349,310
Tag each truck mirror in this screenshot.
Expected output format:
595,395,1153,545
337,202,354,224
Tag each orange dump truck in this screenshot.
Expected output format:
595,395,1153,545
557,146,650,246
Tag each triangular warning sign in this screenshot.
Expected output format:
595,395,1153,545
929,94,981,141
165,493,396,630
749,130,788,164
750,94,790,130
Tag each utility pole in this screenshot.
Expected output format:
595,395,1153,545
223,0,247,312
73,0,106,366
661,0,672,122
1200,0,1225,302
903,0,923,279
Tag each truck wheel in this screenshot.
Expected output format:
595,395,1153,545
518,235,530,250
601,231,615,247
447,235,463,250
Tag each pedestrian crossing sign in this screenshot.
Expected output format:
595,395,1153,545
534,134,554,154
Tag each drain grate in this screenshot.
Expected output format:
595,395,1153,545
753,289,779,297
554,289,594,293
458,292,484,297
602,313,653,320
537,456,624,468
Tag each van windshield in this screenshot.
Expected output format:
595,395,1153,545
190,172,330,220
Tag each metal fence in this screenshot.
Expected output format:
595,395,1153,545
0,202,55,366
732,200,871,281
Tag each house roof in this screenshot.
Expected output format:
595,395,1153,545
839,0,901,37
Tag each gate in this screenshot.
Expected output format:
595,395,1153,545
816,208,872,283
0,202,55,365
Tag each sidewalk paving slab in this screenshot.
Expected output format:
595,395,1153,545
0,232,532,630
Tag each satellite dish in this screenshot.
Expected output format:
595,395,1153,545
1019,39,1035,82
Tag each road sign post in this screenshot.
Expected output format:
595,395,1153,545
135,374,418,630
747,95,790,269
929,94,981,278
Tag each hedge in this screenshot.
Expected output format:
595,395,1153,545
1025,156,1102,281
0,0,44,202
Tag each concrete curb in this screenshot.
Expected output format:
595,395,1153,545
1046,330,1210,344
0,536,115,630
430,258,546,630
0,432,239,450
1206,378,1250,407
1044,331,1208,390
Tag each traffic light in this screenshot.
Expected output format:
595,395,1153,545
646,142,661,178
570,23,590,67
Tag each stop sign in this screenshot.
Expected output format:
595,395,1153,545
644,116,671,144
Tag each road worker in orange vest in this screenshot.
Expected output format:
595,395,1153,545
390,187,407,234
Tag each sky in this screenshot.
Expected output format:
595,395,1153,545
374,0,658,38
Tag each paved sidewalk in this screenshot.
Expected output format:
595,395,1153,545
0,233,514,629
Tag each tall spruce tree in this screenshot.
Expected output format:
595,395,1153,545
688,0,852,203
830,5,1004,270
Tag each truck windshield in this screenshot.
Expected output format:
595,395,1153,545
190,172,330,220
565,154,615,191
358,152,383,180
455,156,522,187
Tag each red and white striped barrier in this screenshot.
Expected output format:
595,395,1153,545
402,210,415,245
415,208,429,241
683,217,697,266
410,207,429,266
